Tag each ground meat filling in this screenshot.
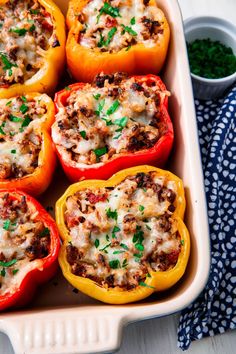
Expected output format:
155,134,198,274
0,193,51,294
52,72,169,166
0,94,48,179
0,0,56,86
65,171,182,290
78,0,166,53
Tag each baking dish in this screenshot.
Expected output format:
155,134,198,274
0,1,210,353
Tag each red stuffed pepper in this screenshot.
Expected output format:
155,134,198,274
0,189,60,311
52,73,173,181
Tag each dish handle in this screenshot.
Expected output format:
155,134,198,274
0,311,127,354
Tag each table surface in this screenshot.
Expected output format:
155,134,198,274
1,0,236,353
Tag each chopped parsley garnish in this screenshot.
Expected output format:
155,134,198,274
122,259,128,267
121,25,137,36
80,130,86,139
132,226,144,244
39,227,50,237
3,219,11,230
134,253,143,258
106,100,120,115
29,24,36,32
95,98,105,116
21,96,27,102
113,133,121,140
11,149,16,154
113,250,125,255
6,101,12,106
146,224,151,231
112,225,120,238
0,259,17,267
130,17,136,25
106,234,110,242
135,243,144,251
64,86,71,91
93,146,107,157
98,2,121,23
146,273,151,278
97,33,105,47
9,114,22,122
120,243,129,250
10,27,27,36
0,53,17,71
93,93,101,100
30,9,39,14
125,45,131,51
21,115,31,127
20,103,29,114
99,243,111,252
104,27,117,46
114,116,128,127
12,269,19,275
106,208,118,221
94,239,100,248
1,268,6,277
109,259,121,269
0,125,5,135
139,205,145,212
181,239,184,245
139,281,155,289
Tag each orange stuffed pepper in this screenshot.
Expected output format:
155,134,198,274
66,0,170,82
0,0,66,98
56,166,190,304
0,93,56,196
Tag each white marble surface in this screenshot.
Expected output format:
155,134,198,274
1,1,236,353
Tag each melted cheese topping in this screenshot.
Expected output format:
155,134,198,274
65,171,182,290
0,193,51,295
0,94,49,179
52,73,169,166
0,0,58,86
78,0,166,52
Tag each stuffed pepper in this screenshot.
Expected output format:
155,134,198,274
0,93,56,196
52,73,173,181
0,189,60,311
66,0,170,82
56,165,190,304
0,0,66,98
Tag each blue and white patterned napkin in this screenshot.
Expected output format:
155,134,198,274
177,85,236,350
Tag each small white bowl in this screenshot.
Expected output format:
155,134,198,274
184,16,236,100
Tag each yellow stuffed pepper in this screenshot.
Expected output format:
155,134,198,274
0,0,66,98
66,0,170,82
56,165,190,304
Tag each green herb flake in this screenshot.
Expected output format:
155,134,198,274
122,259,128,267
10,28,27,36
97,33,105,47
113,225,120,233
135,243,144,252
80,130,86,139
146,224,151,231
6,100,12,106
181,239,184,245
11,149,16,154
93,146,107,157
109,259,121,269
99,243,111,252
134,253,143,258
104,27,117,46
0,125,5,135
64,86,71,91
3,219,10,230
21,115,31,128
93,93,101,100
95,98,105,116
0,259,17,267
113,250,125,254
12,269,19,275
39,227,50,237
139,281,155,289
120,243,129,250
98,2,121,20
9,114,22,122
30,9,39,14
0,53,17,71
1,268,6,277
114,116,128,127
106,234,110,242
29,24,36,32
113,133,121,140
130,17,136,25
20,103,29,114
106,208,118,221
94,239,100,248
125,45,131,51
146,273,151,278
121,25,137,36
139,205,145,212
106,100,120,115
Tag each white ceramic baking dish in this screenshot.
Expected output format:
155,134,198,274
0,1,211,353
